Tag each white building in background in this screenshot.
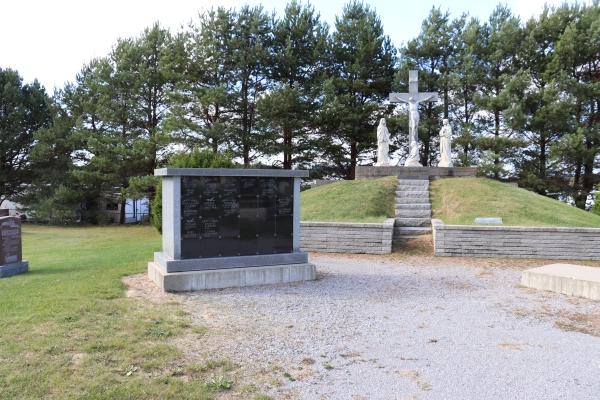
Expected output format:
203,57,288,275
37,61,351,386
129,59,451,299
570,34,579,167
0,197,149,224
103,198,150,224
0,199,28,219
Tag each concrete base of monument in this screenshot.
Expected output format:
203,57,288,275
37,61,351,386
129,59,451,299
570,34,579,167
148,261,317,292
0,261,29,278
154,251,309,273
356,166,477,180
521,264,600,301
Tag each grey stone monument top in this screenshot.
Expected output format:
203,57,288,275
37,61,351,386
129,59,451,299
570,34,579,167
154,168,310,273
0,216,29,278
390,70,439,167
155,168,308,178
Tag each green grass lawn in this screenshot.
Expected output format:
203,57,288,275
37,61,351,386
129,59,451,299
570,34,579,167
430,177,600,227
0,225,247,399
300,176,397,223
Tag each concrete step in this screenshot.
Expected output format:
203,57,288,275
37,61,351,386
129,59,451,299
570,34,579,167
394,226,432,235
395,209,431,218
397,184,429,191
396,198,430,204
395,204,431,210
393,235,422,241
397,178,429,186
395,190,429,198
394,217,431,227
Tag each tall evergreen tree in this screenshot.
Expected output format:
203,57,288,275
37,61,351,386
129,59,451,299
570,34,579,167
25,24,176,224
448,16,485,167
507,6,572,196
77,25,174,223
473,5,523,178
166,7,237,153
547,2,600,208
0,68,51,205
317,1,396,179
16,89,97,222
229,5,272,165
257,1,328,169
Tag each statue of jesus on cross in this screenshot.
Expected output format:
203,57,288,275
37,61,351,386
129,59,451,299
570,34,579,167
390,70,438,167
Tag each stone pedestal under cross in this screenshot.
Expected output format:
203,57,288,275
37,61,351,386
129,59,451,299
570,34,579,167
389,70,438,166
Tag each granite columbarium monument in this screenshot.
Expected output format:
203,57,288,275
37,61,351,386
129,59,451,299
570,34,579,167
0,216,28,278
148,168,316,291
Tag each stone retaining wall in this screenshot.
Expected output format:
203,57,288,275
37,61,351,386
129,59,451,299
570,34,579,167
300,219,394,254
432,219,600,260
355,166,477,180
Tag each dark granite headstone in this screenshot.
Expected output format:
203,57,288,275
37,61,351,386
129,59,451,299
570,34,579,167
0,209,9,217
180,176,294,260
0,216,28,278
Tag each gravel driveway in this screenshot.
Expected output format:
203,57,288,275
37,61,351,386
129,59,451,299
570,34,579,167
168,252,600,399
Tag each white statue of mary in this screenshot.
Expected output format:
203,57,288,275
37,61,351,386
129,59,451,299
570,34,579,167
375,118,390,166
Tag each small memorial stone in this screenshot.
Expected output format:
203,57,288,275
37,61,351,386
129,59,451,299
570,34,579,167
0,216,29,278
475,217,503,224
0,209,9,217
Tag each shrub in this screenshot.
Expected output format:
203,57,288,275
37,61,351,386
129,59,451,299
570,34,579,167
150,149,235,233
591,189,600,216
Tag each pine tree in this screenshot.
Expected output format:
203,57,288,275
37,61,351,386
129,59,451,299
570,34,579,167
16,89,98,223
448,16,485,167
228,5,272,165
0,68,51,205
317,1,396,179
473,5,524,178
547,2,600,208
257,1,328,169
166,7,237,153
35,24,177,224
507,6,573,196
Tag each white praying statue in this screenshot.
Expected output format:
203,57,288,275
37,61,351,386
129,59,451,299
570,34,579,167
375,118,390,166
438,119,453,167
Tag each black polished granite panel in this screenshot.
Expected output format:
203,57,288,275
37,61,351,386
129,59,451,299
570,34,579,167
181,176,294,259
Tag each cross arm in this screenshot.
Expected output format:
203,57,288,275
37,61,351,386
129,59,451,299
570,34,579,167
389,92,439,103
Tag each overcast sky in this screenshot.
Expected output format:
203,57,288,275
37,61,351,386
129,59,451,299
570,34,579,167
1,0,577,93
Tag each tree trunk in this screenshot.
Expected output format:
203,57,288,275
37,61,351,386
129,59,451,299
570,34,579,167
538,135,547,195
348,138,357,180
283,126,292,169
494,110,500,179
119,199,126,225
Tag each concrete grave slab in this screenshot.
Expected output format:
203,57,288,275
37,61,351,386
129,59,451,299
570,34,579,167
521,263,600,300
475,217,503,224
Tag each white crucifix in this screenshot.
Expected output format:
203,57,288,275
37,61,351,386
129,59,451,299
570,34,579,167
389,70,438,166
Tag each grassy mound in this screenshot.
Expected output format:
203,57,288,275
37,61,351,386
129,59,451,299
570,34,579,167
300,176,397,223
430,177,600,228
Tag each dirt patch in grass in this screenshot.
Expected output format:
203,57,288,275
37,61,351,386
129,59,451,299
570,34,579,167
123,274,181,304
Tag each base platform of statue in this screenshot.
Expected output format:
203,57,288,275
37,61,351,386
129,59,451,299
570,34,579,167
355,166,477,180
